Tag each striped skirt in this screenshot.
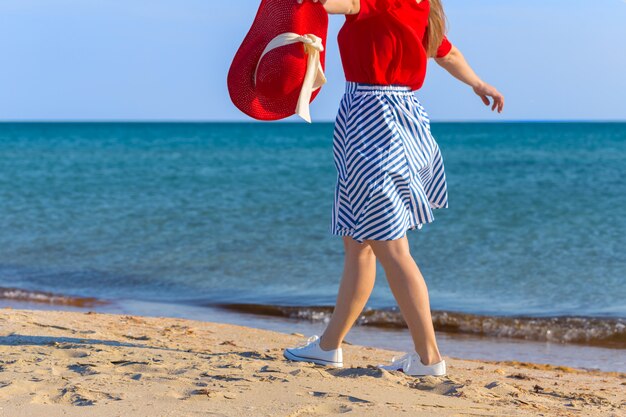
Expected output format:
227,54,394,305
330,81,448,243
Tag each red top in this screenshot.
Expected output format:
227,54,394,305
337,0,453,91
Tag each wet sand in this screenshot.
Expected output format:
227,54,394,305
0,309,624,416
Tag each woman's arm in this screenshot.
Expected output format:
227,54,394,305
435,45,504,113
297,0,360,15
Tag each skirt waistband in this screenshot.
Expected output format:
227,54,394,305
345,81,414,95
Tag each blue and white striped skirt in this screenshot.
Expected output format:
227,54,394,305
330,81,448,243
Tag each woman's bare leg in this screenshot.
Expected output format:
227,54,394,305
319,236,377,351
366,236,443,365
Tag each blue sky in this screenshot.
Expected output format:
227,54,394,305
0,0,625,122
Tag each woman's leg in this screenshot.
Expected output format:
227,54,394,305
366,236,443,365
319,236,377,351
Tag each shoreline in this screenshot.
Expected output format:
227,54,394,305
2,286,625,349
1,286,626,374
10,299,624,372
0,308,624,416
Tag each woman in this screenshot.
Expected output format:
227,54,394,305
284,0,504,376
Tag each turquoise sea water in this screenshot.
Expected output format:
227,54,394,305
0,122,625,341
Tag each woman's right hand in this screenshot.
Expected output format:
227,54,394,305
435,46,505,114
473,81,505,113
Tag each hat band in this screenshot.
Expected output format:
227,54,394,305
253,32,327,123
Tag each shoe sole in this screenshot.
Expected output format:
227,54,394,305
283,349,343,368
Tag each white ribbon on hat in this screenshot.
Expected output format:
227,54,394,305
253,32,327,123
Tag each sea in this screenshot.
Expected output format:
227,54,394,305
0,122,624,372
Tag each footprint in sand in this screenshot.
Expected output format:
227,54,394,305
307,391,371,404
67,364,99,376
186,387,239,401
286,391,373,417
42,384,124,406
408,375,466,397
287,403,353,416
483,380,522,398
327,366,405,384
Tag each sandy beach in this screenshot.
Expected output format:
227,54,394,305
0,309,623,416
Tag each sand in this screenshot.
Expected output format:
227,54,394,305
0,309,623,416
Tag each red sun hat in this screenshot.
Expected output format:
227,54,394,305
227,0,328,123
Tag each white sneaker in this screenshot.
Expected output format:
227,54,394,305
283,335,343,368
378,351,446,376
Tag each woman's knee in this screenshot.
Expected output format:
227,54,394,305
343,237,375,260
365,237,412,266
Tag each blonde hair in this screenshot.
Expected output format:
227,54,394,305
426,0,448,58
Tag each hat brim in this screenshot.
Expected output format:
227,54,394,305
227,0,328,121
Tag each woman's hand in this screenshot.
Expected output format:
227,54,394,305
435,46,505,113
472,81,504,113
297,0,359,15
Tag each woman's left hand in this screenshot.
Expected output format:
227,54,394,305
473,82,504,113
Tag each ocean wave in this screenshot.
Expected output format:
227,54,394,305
0,287,106,308
3,285,623,349
215,303,626,349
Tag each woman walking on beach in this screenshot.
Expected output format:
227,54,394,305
284,0,504,376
